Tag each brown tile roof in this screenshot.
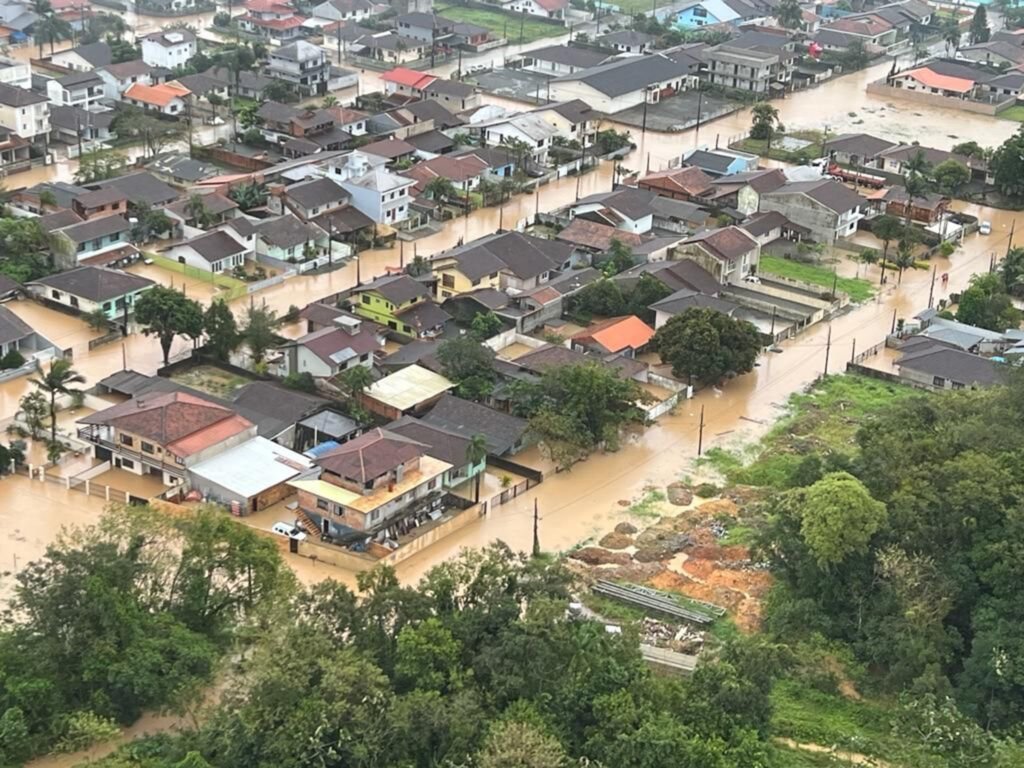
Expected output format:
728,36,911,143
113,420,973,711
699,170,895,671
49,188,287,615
316,427,425,481
638,166,714,197
684,226,758,263
556,218,644,252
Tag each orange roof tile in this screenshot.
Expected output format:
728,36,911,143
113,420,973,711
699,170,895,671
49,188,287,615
572,315,655,354
381,66,436,89
168,413,253,458
903,67,975,94
125,81,191,107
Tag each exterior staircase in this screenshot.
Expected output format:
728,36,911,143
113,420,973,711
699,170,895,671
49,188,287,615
295,507,321,538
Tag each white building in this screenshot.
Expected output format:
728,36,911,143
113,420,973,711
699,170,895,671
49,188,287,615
267,40,329,97
140,30,198,70
478,113,559,164
96,60,153,101
312,0,378,23
339,167,415,225
122,81,192,116
0,82,49,141
50,41,112,72
509,0,566,20
0,56,31,89
549,53,694,114
46,71,105,110
163,230,250,273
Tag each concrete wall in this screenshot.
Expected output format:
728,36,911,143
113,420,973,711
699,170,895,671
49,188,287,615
759,194,839,244
865,81,1013,116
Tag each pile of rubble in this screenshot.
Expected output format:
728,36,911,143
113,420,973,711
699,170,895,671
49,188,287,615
641,617,704,654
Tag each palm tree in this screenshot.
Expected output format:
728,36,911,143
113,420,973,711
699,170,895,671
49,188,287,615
750,102,780,140
466,434,488,503
943,17,961,54
36,14,73,56
894,240,916,285
31,359,85,447
322,94,339,108
185,193,213,228
424,176,457,203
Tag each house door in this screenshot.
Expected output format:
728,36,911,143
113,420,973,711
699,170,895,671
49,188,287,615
321,517,330,535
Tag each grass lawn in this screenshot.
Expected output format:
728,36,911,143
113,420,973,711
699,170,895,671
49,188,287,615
999,105,1024,122
435,5,564,43
732,130,824,163
758,255,874,302
171,365,251,399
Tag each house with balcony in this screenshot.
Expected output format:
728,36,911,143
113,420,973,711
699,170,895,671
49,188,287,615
78,391,257,486
339,166,415,225
476,113,558,165
140,29,197,69
759,179,865,244
0,82,48,143
704,29,795,94
49,104,114,148
46,70,105,109
283,176,349,221
350,273,450,338
268,40,330,97
288,427,453,541
28,265,155,321
238,0,307,42
394,11,455,42
676,226,760,285
50,213,133,267
0,125,28,173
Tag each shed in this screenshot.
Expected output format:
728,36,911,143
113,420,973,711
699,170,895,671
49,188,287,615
361,363,454,420
187,436,312,512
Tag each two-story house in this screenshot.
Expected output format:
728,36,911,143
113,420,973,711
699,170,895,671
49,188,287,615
238,0,307,41
394,12,455,43
677,226,760,285
46,70,105,109
268,40,330,97
530,99,599,147
704,29,795,94
140,29,197,69
759,179,865,244
29,265,155,321
0,82,49,143
280,312,385,377
477,113,558,165
50,213,132,267
288,427,452,539
95,60,153,101
282,176,349,221
339,166,415,225
350,274,449,338
50,41,112,72
78,391,257,486
71,187,128,220
257,101,336,144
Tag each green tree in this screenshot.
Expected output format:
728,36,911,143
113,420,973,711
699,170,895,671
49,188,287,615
477,721,567,768
229,182,268,211
30,359,85,446
74,148,127,184
943,15,962,53
336,363,373,401
952,140,987,159
990,126,1024,198
839,37,870,69
262,79,294,102
113,106,185,160
466,433,488,503
135,285,205,365
0,707,31,766
35,13,72,56
84,307,109,331
957,272,1022,331
793,471,887,568
970,4,990,44
894,238,917,284
0,217,51,283
776,0,803,29
395,617,462,693
601,238,635,276
469,311,503,341
999,246,1024,296
653,307,762,384
932,159,971,196
203,300,239,362
871,214,903,284
241,304,278,364
17,390,49,439
749,102,780,140
424,176,458,203
185,193,215,228
438,336,496,401
569,279,626,318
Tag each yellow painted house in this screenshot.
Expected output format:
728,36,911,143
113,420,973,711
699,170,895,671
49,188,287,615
430,247,504,301
350,274,451,339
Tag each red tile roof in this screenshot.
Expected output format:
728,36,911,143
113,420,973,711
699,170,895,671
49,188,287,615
125,81,191,107
901,67,975,93
381,67,436,90
638,166,713,197
316,427,425,482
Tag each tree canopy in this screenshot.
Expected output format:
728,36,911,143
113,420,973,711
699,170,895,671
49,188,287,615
437,336,497,401
956,272,1022,331
653,307,762,384
990,126,1024,198
135,286,204,365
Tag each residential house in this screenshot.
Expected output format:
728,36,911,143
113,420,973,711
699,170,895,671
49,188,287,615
822,132,898,166
759,179,865,244
703,167,786,214
451,22,491,48
338,166,416,225
422,78,481,110
77,391,257,485
881,186,949,225
0,82,48,142
597,29,655,55
327,105,369,136
509,0,567,20
0,305,32,358
253,214,330,264
122,81,192,117
568,187,658,234
705,29,796,93
283,176,349,221
615,256,722,297
46,70,104,110
958,40,1024,68
394,11,455,42
515,44,609,76
238,0,307,42
530,99,599,147
650,195,710,233
670,0,766,29
28,265,154,320
555,218,644,256
165,191,238,227
48,104,113,147
281,313,385,377
95,60,153,101
822,16,897,48
350,273,449,337
406,128,455,157
312,204,375,247
429,231,573,299
312,0,378,23
187,436,312,513
146,152,219,186
387,416,484,489
405,152,489,196
50,41,111,71
380,66,436,98
875,143,983,178
0,55,29,89
885,59,996,102
93,170,182,208
421,393,529,455
50,213,132,266
477,113,558,164
203,66,273,100
140,30,197,69
358,137,417,166
288,427,453,538
739,210,810,245
549,53,694,113
0,127,28,173
677,226,760,284
896,340,1005,390
354,30,429,62
570,315,655,357
257,101,338,143
71,187,127,220
268,40,330,97
637,166,714,201
164,230,249,273
682,147,758,177
361,365,454,419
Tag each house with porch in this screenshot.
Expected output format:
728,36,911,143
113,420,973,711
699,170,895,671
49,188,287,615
338,166,415,225
164,230,250,273
349,273,449,338
29,266,155,321
677,226,760,285
280,312,386,377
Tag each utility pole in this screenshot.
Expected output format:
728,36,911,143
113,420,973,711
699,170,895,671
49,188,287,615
928,264,936,308
1006,220,1016,260
519,12,525,45
532,498,540,557
850,338,856,363
830,267,838,299
890,308,897,334
693,87,704,148
769,305,776,340
823,324,832,376
534,183,540,221
399,238,405,269
697,404,705,456
457,47,462,80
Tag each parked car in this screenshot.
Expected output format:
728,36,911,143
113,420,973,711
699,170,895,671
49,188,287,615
980,221,992,235
743,274,761,284
271,521,307,540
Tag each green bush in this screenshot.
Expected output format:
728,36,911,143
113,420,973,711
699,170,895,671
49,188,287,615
0,349,25,369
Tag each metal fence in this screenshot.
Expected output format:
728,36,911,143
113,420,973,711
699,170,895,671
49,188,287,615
41,468,130,504
487,476,540,510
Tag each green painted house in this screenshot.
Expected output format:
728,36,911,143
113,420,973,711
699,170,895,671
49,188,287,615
386,415,487,491
350,273,450,339
29,266,156,321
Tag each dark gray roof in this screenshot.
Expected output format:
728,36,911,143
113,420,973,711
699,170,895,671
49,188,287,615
406,129,455,154
147,153,218,183
396,300,451,331
400,98,464,128
0,274,21,297
574,187,658,220
380,339,441,371
74,187,126,208
439,231,572,282
95,171,179,206
542,98,599,124
32,266,154,302
183,231,248,263
0,82,47,107
423,78,475,98
767,179,863,214
0,305,31,345
354,274,430,304
597,30,655,46
54,213,130,244
256,215,325,249
286,177,348,209
232,381,330,439
421,393,527,455
823,132,898,157
395,11,455,27
99,59,153,80
174,73,224,97
37,209,84,232
685,149,737,175
899,347,1005,387
525,44,610,70
58,70,103,88
650,196,707,225
313,204,374,234
616,258,721,295
49,104,114,132
387,415,471,467
650,288,741,317
552,53,692,97
63,41,112,68
204,66,273,93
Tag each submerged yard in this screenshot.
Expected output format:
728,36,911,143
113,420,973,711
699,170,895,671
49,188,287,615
759,255,875,302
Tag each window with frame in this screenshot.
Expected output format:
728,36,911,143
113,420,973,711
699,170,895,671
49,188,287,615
317,498,329,510
442,273,455,288
141,441,155,454
120,434,134,447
